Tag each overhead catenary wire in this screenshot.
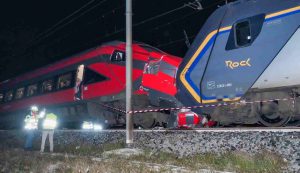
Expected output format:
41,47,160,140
13,4,125,63
0,2,125,80
151,0,229,48
32,0,108,45
156,34,197,48
6,0,109,61
95,3,191,41
92,0,228,42
18,0,222,52
28,0,97,46
25,0,227,62
32,1,197,54
51,4,125,45
151,11,198,31
32,0,198,47
6,0,228,71
133,5,187,28
3,0,192,81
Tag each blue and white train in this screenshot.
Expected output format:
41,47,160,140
176,0,300,126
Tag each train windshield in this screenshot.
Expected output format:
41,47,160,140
144,60,161,75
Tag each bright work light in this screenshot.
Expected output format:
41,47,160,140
93,124,103,131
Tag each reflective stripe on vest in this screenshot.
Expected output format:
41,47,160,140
24,115,38,129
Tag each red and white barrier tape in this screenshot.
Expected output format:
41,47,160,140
127,97,297,114
90,96,298,115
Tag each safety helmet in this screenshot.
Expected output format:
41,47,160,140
31,105,38,112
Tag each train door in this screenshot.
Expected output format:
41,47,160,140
74,64,84,100
75,63,110,100
74,63,115,127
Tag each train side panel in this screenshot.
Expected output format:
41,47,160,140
252,28,300,89
176,0,300,126
178,0,300,105
201,0,300,103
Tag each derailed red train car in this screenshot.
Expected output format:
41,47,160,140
0,41,181,129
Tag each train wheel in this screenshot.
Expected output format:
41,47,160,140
259,113,290,127
134,113,156,129
258,101,291,127
132,95,160,129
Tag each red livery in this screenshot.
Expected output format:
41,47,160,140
0,41,181,129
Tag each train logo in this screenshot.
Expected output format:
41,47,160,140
225,58,251,69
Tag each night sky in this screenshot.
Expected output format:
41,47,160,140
0,0,230,81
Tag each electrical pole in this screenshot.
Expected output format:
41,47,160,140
126,0,133,146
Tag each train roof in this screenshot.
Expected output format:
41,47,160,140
0,41,170,89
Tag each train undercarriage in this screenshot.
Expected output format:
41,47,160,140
84,86,300,129
56,85,300,129
2,89,300,130
208,86,300,127
45,93,171,130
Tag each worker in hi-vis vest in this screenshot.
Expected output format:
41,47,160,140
24,106,39,150
40,109,58,153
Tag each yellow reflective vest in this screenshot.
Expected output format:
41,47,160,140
24,115,38,130
43,113,58,130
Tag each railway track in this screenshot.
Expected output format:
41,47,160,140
1,127,299,132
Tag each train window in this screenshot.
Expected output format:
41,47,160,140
57,73,73,90
235,21,251,46
226,14,265,50
0,93,3,103
4,90,14,102
27,84,38,97
160,61,177,77
83,68,107,85
15,87,25,100
144,61,161,75
41,79,54,93
110,50,125,62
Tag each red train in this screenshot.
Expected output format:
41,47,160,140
0,41,182,129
